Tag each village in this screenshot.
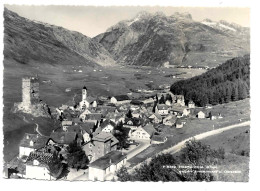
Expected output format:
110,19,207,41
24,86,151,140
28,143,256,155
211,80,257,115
5,76,223,181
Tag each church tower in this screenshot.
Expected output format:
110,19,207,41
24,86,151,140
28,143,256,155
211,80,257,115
82,86,87,101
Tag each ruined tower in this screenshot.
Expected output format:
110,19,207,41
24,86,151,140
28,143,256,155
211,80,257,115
22,77,40,106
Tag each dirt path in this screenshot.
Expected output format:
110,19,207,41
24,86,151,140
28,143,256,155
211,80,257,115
129,121,250,171
35,123,44,136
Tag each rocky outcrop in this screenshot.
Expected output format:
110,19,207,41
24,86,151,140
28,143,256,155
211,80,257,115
12,101,51,118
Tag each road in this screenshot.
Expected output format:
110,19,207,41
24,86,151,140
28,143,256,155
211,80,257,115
124,140,150,161
129,121,250,172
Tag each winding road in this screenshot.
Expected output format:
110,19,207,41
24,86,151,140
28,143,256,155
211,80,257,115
129,121,250,171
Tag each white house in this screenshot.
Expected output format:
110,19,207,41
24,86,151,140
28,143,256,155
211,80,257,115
197,111,206,119
130,124,155,140
100,120,116,133
88,151,127,181
19,133,49,158
110,95,130,105
188,100,195,108
155,104,169,116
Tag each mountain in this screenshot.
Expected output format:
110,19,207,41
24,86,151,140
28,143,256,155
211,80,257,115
94,11,250,68
170,55,250,107
4,8,115,67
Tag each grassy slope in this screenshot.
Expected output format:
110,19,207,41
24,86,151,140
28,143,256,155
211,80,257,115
200,125,250,182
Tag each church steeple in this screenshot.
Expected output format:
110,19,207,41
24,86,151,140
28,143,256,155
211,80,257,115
82,86,87,101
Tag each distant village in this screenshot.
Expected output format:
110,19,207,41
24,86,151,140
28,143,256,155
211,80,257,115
5,77,223,181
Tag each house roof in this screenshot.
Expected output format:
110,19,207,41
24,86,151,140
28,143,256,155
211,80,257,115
142,124,155,136
171,106,187,113
92,132,114,142
88,151,126,170
111,136,119,147
81,121,96,129
157,104,169,110
20,133,49,149
85,113,102,121
112,95,130,101
176,119,183,125
188,100,195,104
62,120,73,126
50,132,77,144
26,151,54,168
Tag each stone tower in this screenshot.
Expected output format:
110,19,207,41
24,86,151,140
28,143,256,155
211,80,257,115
22,77,40,106
82,86,87,101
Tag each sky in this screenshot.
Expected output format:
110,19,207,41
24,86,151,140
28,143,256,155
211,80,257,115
4,5,250,38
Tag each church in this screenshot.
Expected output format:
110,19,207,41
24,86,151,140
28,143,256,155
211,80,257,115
79,86,97,110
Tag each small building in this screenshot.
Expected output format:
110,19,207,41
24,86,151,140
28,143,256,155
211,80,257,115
175,120,183,129
175,95,185,106
155,104,169,116
197,111,205,119
149,113,162,124
188,100,195,108
61,120,73,131
19,133,49,158
197,111,206,119
110,95,130,105
151,135,167,144
100,120,116,133
163,116,177,126
88,151,127,181
205,104,213,109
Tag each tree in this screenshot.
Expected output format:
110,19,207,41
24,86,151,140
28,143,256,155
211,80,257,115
67,141,89,170
159,95,165,104
113,122,129,149
126,110,133,118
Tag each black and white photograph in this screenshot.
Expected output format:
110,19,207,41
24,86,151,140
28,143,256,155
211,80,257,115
1,0,257,186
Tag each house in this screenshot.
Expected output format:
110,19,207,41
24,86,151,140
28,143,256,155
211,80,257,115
82,132,119,162
79,109,92,120
188,100,195,108
197,111,206,119
171,106,190,116
142,98,154,106
130,124,155,140
88,151,127,181
85,113,102,122
49,132,77,146
149,113,162,124
209,111,221,120
155,104,169,116
163,116,177,126
205,104,213,109
25,151,63,180
175,119,183,128
61,120,73,131
110,95,130,105
132,110,141,118
151,135,167,144
175,95,185,106
19,133,49,158
100,120,116,133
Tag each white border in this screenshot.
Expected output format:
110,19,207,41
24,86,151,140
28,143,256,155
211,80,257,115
0,0,259,191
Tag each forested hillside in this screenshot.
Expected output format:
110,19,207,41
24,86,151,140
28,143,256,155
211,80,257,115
170,55,250,107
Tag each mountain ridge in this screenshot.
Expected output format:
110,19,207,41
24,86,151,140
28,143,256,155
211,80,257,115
94,11,250,68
